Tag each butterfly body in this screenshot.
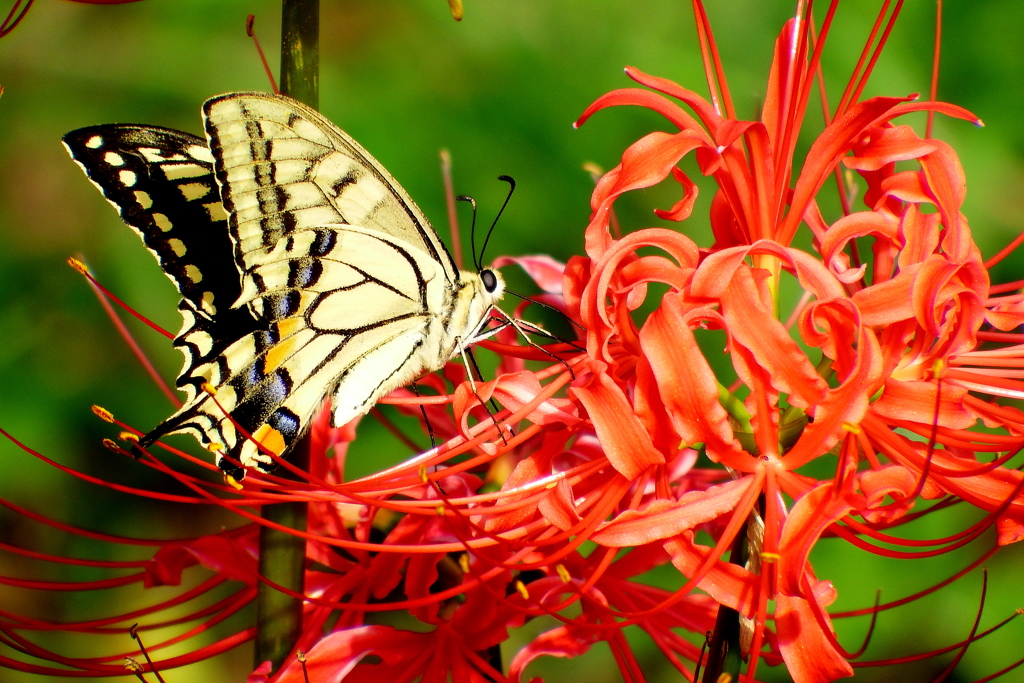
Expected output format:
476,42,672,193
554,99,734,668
65,93,503,476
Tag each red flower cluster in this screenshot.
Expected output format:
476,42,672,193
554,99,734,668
4,2,1024,682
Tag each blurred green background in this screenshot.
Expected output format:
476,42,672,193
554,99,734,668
2,0,1023,681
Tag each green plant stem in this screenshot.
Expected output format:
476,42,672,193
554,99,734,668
254,0,319,672
280,0,319,109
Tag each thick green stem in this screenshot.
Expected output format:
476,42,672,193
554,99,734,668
254,0,319,672
280,0,319,109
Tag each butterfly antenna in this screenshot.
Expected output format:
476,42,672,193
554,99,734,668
457,195,480,271
478,175,515,268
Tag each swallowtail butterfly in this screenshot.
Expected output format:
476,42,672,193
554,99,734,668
64,92,505,478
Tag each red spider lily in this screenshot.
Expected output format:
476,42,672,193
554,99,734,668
564,1,1024,681
5,1,1024,682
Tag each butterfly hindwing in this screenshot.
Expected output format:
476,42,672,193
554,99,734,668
149,223,444,473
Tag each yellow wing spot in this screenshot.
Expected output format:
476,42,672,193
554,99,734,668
119,170,137,187
85,135,103,149
252,424,286,457
187,144,215,163
178,182,209,201
185,264,203,283
201,291,217,314
103,151,124,166
167,238,186,256
134,191,153,209
162,163,208,180
203,202,228,221
152,212,173,232
139,147,170,163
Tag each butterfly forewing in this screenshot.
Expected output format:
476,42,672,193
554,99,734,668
63,125,235,318
202,92,460,287
62,125,261,405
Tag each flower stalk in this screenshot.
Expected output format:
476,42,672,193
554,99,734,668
254,0,319,672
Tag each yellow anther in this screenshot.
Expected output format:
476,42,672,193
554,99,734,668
459,554,470,573
296,651,307,663
842,422,862,435
555,564,572,583
581,161,605,176
930,358,947,379
206,442,224,452
118,431,139,444
225,474,244,490
67,256,89,274
545,481,558,489
760,552,780,563
91,405,114,423
101,438,121,453
202,382,218,396
418,464,429,484
435,505,446,516
447,0,463,20
123,658,143,672
514,580,530,600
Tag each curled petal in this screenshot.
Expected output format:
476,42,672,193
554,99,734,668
491,254,565,294
572,371,665,479
653,166,699,221
624,65,724,132
575,87,712,144
492,371,581,427
819,211,899,278
783,95,916,243
844,124,938,171
591,477,752,547
859,465,917,523
778,483,857,597
639,295,744,461
508,624,600,683
775,594,854,683
586,130,707,256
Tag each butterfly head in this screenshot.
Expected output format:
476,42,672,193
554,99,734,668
474,266,505,313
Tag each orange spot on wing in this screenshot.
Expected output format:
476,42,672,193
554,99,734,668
276,317,304,339
264,337,300,374
252,424,286,457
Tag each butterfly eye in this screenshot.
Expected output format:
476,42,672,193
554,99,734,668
481,269,499,293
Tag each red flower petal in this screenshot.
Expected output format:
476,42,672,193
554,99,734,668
639,294,744,461
571,371,665,479
591,477,752,547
